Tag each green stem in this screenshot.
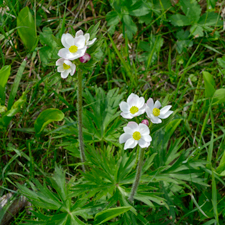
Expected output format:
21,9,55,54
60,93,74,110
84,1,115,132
128,148,145,203
77,69,86,172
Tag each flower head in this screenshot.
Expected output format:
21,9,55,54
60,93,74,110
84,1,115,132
58,32,87,60
76,30,97,47
119,93,146,119
146,98,173,124
79,53,91,63
141,119,149,126
56,58,76,79
119,122,152,150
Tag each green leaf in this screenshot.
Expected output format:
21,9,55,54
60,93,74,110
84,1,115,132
212,89,225,105
203,71,215,98
0,65,11,105
129,1,150,17
17,7,38,51
198,12,222,26
216,149,225,174
34,108,64,136
106,11,120,27
169,14,191,26
217,57,225,68
95,206,131,224
190,25,204,37
8,59,26,110
122,14,137,40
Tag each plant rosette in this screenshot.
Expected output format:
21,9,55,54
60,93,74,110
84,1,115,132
119,121,152,150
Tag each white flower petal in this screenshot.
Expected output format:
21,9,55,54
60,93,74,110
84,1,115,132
160,105,172,115
150,116,162,124
119,133,131,144
127,121,139,130
154,100,161,109
88,38,96,45
124,138,137,150
123,126,133,135
56,58,64,66
146,107,153,119
138,105,146,115
57,65,64,72
121,112,133,119
119,101,129,113
84,33,90,42
138,138,150,148
58,48,74,60
74,36,86,48
136,97,145,108
61,70,70,79
75,30,84,37
127,93,138,106
68,47,87,60
146,98,154,111
159,110,173,119
139,123,150,135
142,134,152,142
70,64,76,75
61,33,74,48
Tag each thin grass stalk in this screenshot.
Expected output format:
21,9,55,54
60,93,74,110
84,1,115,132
128,148,145,203
77,69,86,172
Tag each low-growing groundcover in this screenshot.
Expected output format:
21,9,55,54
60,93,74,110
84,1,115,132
1,0,225,224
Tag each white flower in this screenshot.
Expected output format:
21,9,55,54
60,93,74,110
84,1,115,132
119,93,146,119
146,98,173,124
58,32,87,60
56,58,76,79
119,122,152,150
76,30,97,46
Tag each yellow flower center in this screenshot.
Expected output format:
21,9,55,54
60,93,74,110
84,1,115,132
133,131,141,141
69,45,78,53
130,106,139,114
152,108,160,117
63,63,70,70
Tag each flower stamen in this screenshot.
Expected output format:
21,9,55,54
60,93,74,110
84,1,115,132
63,63,70,70
69,45,78,53
133,131,141,141
152,108,160,117
130,106,139,114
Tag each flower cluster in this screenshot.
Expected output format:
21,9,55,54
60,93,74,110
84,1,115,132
119,93,173,150
56,30,96,79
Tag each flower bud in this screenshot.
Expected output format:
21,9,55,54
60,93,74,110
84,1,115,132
79,53,91,63
141,119,149,126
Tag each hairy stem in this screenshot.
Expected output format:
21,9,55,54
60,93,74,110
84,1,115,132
128,148,145,203
77,69,86,172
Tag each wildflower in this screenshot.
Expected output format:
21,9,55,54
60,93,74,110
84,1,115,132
75,30,97,47
56,58,76,79
119,122,152,150
58,32,87,60
146,98,173,124
119,93,146,119
141,119,149,126
79,53,91,63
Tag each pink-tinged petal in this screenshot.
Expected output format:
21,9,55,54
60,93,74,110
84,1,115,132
123,126,133,135
154,100,161,109
136,97,145,108
70,64,76,75
119,101,129,113
142,134,152,142
127,93,138,106
139,123,150,135
74,36,86,48
61,33,74,48
88,38,96,45
84,33,90,42
75,30,84,37
160,105,172,115
124,138,137,150
141,119,149,126
56,58,64,66
150,116,162,124
127,121,139,130
119,133,131,144
79,53,91,63
61,70,70,79
58,48,74,60
138,138,150,148
121,112,132,119
57,65,64,72
146,98,154,111
159,110,173,119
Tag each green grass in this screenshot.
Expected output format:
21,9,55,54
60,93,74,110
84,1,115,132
1,0,225,224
